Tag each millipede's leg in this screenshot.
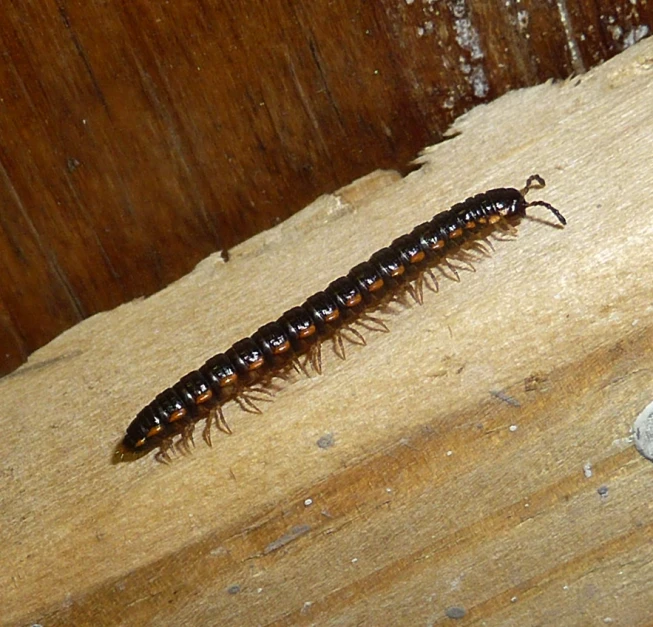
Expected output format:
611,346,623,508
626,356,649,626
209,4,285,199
176,433,192,455
455,247,482,264
237,393,264,414
424,268,439,294
246,385,275,400
410,276,425,305
343,325,366,346
155,439,174,464
333,333,346,360
481,237,495,252
181,422,196,450
292,355,310,377
242,392,273,409
236,396,259,414
404,282,421,305
358,313,390,333
355,313,390,333
274,367,293,383
417,275,425,303
443,259,461,281
452,251,477,273
216,405,232,435
376,298,399,316
309,343,323,375
468,240,493,258
497,216,519,236
490,220,518,240
202,412,214,446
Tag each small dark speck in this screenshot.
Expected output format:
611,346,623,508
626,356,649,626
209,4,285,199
490,390,521,407
227,584,241,595
317,432,335,449
221,249,230,263
597,485,609,498
67,157,81,172
445,606,466,619
264,524,311,554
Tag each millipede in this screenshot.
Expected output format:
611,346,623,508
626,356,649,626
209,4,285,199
117,174,566,462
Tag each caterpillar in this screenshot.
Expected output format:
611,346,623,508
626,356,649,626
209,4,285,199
117,174,566,462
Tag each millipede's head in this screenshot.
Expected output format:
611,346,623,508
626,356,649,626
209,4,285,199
490,188,527,220
489,175,566,225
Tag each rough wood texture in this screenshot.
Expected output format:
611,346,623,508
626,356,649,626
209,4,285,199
2,37,653,627
1,2,651,376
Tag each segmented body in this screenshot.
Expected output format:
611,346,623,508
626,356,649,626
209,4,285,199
120,175,565,460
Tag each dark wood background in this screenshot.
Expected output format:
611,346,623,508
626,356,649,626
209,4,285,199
0,0,650,376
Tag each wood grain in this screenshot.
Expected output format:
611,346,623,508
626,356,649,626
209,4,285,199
1,1,651,376
2,36,653,626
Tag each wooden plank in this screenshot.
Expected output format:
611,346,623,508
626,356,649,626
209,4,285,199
2,37,653,626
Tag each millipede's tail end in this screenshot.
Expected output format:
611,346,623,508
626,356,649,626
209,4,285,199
527,200,567,226
111,439,151,464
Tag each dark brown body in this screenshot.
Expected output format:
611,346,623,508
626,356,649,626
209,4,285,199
120,175,565,459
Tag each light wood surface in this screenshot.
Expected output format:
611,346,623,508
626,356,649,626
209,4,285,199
2,38,653,626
